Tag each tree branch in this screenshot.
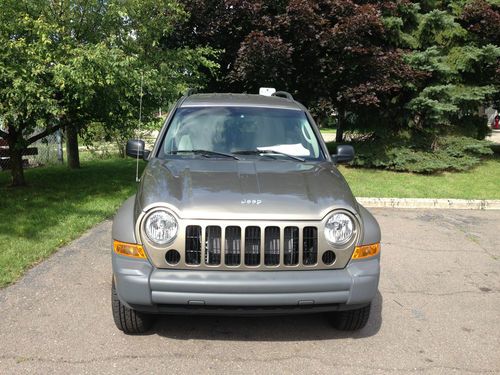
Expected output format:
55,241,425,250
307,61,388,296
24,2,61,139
0,128,8,139
27,125,61,145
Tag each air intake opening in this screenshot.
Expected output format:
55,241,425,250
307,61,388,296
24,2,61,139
265,226,280,266
206,226,222,265
303,227,318,265
284,227,299,266
245,226,261,266
185,226,201,265
225,226,241,266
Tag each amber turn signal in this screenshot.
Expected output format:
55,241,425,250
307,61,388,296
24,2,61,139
351,243,380,259
113,240,147,259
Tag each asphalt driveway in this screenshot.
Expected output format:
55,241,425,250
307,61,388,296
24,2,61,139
0,208,499,374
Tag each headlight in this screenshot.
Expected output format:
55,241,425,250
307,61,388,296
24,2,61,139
324,212,354,245
144,210,178,245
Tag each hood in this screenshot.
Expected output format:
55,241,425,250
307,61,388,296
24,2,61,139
136,158,358,221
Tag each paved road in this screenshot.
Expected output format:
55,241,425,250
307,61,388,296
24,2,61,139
1,209,499,374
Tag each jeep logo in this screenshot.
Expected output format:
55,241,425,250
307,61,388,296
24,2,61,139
241,199,262,205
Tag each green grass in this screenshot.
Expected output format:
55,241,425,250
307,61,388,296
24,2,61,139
339,156,500,199
320,128,337,134
0,158,144,287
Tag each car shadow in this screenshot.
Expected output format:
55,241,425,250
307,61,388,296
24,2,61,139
151,291,383,341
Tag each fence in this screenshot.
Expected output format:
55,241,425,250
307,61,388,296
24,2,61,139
0,130,64,171
0,128,159,170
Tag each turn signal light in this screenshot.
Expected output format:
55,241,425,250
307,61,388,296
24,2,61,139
351,243,380,259
113,240,147,259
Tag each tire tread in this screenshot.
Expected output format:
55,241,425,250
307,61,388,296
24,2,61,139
112,279,152,334
331,304,371,331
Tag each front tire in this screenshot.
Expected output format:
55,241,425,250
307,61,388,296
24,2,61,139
112,279,153,334
330,304,371,331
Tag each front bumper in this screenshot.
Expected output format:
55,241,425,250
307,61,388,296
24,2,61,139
112,253,380,315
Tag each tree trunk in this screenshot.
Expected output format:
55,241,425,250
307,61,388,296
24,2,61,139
9,148,25,187
65,125,80,169
336,107,345,143
6,127,26,187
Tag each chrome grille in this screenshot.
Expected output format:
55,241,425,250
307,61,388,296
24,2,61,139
183,225,319,268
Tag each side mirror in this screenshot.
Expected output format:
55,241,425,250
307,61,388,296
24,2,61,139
332,145,354,164
126,139,150,160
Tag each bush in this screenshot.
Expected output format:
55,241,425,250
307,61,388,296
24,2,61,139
328,135,494,173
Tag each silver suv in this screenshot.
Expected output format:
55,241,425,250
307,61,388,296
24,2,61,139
111,91,381,334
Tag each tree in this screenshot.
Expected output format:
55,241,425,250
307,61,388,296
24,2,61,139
0,2,61,186
164,0,275,92
0,0,217,186
230,0,419,142
402,1,500,142
169,0,420,142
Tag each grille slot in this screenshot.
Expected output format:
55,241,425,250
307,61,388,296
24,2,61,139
264,227,280,266
303,227,318,265
185,226,202,265
245,226,261,266
225,226,241,266
205,226,221,265
284,227,299,265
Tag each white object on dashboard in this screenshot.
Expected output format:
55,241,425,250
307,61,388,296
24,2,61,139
259,87,276,96
257,143,310,157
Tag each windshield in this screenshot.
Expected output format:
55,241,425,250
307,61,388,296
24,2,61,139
159,107,324,161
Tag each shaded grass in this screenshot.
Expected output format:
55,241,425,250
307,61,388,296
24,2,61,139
0,158,144,287
339,156,500,200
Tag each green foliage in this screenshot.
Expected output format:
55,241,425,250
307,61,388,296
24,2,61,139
392,0,500,145
0,4,61,140
0,0,218,185
416,9,467,48
346,136,493,173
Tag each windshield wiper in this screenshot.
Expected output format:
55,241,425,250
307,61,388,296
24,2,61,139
233,149,305,162
170,149,240,160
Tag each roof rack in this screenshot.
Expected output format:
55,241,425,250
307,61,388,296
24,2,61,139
272,91,294,100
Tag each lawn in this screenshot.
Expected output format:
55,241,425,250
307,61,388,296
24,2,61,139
339,156,500,200
0,158,144,287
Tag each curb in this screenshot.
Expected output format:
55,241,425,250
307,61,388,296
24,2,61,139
357,197,500,210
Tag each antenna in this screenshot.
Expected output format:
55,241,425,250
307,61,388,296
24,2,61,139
135,72,144,182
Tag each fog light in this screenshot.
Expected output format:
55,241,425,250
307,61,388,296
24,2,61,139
165,249,181,265
322,250,336,265
351,243,380,259
113,240,147,259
